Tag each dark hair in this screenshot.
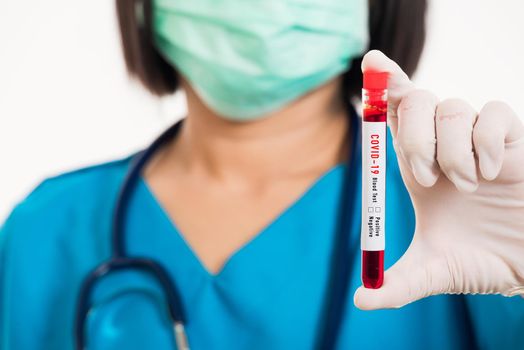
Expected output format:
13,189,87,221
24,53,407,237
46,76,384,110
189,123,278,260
116,0,427,100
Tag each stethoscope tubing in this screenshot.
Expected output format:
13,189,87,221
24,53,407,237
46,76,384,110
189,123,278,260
75,104,361,350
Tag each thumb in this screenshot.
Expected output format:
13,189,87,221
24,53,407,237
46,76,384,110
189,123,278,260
353,246,449,310
361,50,416,139
361,50,415,111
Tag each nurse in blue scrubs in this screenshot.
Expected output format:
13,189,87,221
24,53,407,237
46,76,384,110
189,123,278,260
2,0,524,349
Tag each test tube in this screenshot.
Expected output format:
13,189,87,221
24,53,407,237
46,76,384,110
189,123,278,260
361,71,388,289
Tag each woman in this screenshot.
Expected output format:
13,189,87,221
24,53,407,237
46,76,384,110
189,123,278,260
1,0,523,349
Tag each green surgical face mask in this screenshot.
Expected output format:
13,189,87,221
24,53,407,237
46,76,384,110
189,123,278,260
153,0,368,121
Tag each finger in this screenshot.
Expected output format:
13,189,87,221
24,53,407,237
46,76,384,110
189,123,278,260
473,101,524,180
361,50,416,126
354,245,449,310
435,99,479,193
396,89,440,187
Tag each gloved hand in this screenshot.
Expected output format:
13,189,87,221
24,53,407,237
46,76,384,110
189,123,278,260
354,50,524,310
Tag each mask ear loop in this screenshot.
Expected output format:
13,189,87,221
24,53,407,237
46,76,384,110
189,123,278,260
135,0,146,28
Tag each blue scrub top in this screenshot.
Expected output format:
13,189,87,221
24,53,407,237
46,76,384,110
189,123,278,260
1,128,523,350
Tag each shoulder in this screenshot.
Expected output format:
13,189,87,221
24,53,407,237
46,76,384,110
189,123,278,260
0,154,139,344
5,153,135,222
1,153,136,247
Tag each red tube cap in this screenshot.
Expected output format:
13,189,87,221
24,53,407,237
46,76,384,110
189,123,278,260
363,71,388,90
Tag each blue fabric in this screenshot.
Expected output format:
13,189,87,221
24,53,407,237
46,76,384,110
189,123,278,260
1,127,523,350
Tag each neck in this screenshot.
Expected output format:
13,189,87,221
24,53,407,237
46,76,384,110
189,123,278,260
156,77,349,186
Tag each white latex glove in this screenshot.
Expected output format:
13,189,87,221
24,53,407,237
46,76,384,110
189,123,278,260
354,50,524,310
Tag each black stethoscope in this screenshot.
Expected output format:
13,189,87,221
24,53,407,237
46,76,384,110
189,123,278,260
74,102,361,350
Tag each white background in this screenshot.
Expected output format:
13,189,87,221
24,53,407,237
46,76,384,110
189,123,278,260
1,0,523,221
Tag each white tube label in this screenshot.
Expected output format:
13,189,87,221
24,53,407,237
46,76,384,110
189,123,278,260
361,121,386,251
